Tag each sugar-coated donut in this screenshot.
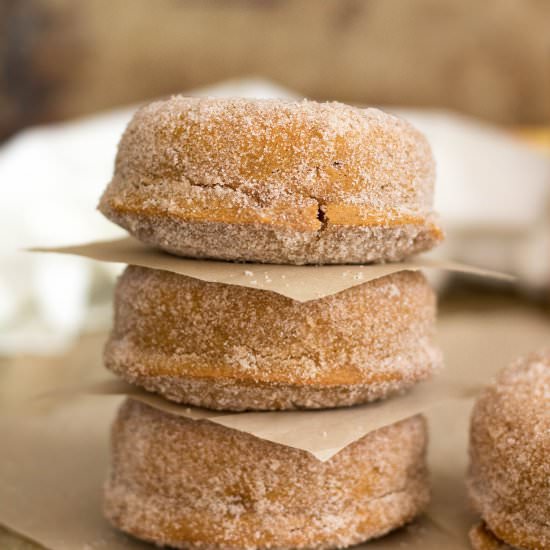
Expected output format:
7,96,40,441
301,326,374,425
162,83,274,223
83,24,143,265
104,400,430,550
105,266,441,411
99,97,442,264
467,351,550,550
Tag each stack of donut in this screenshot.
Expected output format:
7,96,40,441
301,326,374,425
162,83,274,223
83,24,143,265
98,97,444,549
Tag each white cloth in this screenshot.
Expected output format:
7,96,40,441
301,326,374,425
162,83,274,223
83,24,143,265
395,109,550,291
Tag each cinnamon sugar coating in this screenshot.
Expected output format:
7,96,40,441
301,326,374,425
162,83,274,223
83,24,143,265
105,266,441,410
99,97,442,264
467,351,550,550
104,400,430,550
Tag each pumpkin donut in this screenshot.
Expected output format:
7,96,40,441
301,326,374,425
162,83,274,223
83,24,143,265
99,97,442,264
104,266,441,410
467,351,550,550
104,399,430,550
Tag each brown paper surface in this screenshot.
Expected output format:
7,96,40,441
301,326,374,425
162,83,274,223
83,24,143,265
2,308,549,550
31,237,513,302
39,376,477,461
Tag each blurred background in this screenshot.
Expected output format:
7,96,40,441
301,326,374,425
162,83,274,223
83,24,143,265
0,2,550,548
2,0,550,135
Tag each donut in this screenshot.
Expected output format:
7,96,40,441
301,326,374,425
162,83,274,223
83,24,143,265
98,97,442,264
467,351,550,550
104,266,441,410
104,399,430,550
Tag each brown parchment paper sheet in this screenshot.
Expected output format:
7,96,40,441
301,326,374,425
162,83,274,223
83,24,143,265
1,307,549,550
30,237,513,302
40,375,477,462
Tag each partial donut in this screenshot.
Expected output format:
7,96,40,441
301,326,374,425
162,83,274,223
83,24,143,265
467,351,550,550
105,266,441,410
99,97,442,264
104,399,430,550
469,522,515,550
